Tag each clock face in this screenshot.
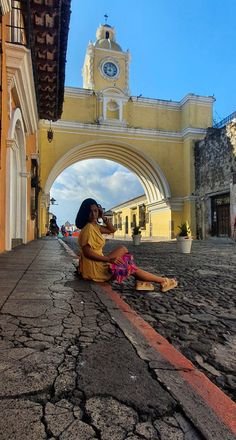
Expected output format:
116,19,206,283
102,61,118,78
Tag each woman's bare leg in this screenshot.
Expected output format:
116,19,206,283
107,245,128,259
134,268,178,292
134,268,165,285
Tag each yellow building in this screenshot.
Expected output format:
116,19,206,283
0,0,70,252
110,195,148,238
39,22,214,239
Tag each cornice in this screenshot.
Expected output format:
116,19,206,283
110,194,146,211
93,46,127,56
0,0,11,14
180,94,215,107
6,43,38,134
169,197,184,211
147,200,170,212
65,87,94,97
41,119,207,140
64,88,214,111
131,94,214,109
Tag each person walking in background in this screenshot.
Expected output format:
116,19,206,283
61,225,66,236
49,216,59,237
75,198,178,292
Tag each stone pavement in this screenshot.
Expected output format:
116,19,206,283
67,236,236,402
0,237,235,440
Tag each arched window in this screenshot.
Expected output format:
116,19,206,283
105,31,109,39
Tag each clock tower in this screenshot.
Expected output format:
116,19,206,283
82,22,130,95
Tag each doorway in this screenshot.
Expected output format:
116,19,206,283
211,194,230,237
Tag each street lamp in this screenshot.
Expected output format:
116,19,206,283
50,197,58,205
47,121,54,143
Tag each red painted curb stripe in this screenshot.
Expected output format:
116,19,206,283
102,284,236,435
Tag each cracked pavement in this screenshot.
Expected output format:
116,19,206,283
0,238,235,440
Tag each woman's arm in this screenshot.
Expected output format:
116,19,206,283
82,244,123,264
99,216,117,234
82,244,110,262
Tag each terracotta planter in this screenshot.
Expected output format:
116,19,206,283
132,234,141,246
177,236,193,253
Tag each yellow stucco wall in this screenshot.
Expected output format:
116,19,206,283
92,49,128,92
61,92,213,132
39,115,204,199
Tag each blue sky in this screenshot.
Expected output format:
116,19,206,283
51,0,236,226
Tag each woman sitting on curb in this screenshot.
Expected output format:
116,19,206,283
75,198,178,292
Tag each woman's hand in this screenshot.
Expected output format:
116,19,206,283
107,256,124,265
97,204,104,219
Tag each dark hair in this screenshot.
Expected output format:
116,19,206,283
75,198,98,229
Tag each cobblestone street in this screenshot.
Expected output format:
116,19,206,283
66,237,236,402
0,237,235,440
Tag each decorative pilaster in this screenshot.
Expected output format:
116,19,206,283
0,0,11,15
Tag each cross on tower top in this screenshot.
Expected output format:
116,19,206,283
104,14,108,23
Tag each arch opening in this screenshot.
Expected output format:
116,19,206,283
44,140,171,206
49,158,145,226
6,108,27,250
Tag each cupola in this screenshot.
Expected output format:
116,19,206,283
95,24,122,52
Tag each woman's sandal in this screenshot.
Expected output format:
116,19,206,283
160,278,178,293
135,281,155,291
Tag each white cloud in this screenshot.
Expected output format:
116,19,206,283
50,159,144,225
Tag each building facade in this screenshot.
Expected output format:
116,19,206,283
195,118,236,239
110,195,148,239
39,22,214,239
0,0,70,252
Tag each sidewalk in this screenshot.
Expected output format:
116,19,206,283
0,238,235,440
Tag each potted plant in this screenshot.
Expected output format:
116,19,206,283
177,221,193,253
132,225,142,245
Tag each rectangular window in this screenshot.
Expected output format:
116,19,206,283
139,204,146,229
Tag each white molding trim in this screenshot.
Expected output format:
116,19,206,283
6,138,18,151
5,108,27,250
110,195,147,211
183,195,197,202
147,198,170,212
169,197,184,211
0,0,11,14
132,94,215,109
8,108,26,144
92,46,125,55
64,87,214,109
20,172,31,178
64,87,94,97
41,119,207,140
6,43,38,134
180,94,215,107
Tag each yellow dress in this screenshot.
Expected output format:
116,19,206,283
78,223,111,282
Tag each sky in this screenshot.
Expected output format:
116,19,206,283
50,0,236,226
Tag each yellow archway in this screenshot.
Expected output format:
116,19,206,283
39,139,172,238
43,139,171,204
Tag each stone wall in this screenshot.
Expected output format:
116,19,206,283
194,121,236,238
